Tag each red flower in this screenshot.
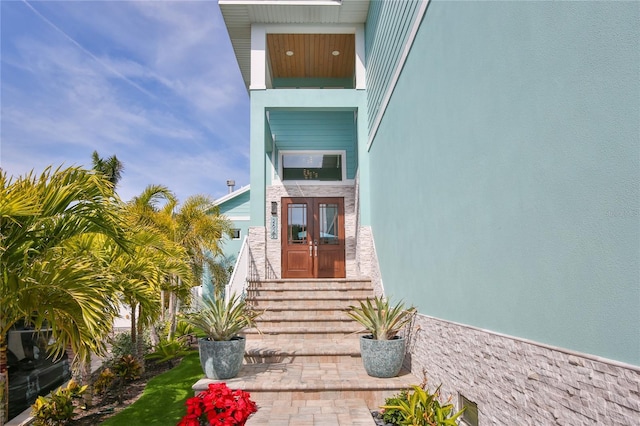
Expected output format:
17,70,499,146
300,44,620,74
177,383,257,426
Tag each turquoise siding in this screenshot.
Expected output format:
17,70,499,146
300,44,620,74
220,218,249,263
365,0,421,136
368,2,639,364
267,110,358,180
215,190,250,278
218,190,250,217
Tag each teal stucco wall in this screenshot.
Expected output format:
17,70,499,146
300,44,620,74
367,1,640,365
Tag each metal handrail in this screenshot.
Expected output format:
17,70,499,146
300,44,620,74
224,235,249,302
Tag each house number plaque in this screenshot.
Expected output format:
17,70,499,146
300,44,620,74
270,215,278,239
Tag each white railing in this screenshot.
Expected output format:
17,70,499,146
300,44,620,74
225,236,249,302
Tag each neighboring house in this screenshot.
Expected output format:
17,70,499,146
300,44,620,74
200,184,251,299
214,184,251,264
219,0,639,424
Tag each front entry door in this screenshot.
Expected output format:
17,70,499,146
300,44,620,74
282,197,345,279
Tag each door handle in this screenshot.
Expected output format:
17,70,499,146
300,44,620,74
309,242,313,257
314,240,318,257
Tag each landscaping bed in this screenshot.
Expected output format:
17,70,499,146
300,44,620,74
71,352,200,425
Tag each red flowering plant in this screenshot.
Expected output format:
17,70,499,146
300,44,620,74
178,383,257,426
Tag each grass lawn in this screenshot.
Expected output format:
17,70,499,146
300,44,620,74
101,351,202,425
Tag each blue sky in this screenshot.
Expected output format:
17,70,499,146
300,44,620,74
1,0,250,203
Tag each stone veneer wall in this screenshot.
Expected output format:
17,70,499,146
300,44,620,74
355,226,384,296
405,314,640,425
262,184,357,279
247,227,266,281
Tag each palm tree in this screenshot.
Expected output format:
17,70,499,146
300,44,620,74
126,185,180,325
0,166,128,424
166,195,232,339
91,151,124,188
126,188,232,340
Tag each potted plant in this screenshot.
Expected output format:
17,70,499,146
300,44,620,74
187,293,261,379
346,296,416,378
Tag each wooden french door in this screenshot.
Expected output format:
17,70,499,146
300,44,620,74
282,197,345,279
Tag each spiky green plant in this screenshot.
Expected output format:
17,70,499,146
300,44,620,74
346,296,416,340
186,294,261,341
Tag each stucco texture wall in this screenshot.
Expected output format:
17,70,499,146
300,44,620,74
368,1,639,364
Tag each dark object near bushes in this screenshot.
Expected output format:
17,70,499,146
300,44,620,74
7,327,72,420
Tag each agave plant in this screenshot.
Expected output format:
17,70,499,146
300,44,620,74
347,296,416,340
187,293,261,341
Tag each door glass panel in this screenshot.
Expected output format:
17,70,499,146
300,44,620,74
287,204,307,244
318,203,339,245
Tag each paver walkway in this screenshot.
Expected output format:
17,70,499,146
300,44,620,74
193,279,419,425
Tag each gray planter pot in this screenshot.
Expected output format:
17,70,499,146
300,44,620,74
198,336,246,379
359,335,405,378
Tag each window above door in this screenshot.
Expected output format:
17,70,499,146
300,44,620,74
278,150,346,184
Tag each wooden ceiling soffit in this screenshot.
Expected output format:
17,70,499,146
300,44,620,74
267,34,355,80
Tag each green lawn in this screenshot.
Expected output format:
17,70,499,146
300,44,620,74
101,351,202,425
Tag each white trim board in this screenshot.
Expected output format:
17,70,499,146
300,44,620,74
367,0,430,152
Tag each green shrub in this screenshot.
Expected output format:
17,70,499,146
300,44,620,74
175,319,195,338
145,339,190,364
382,390,409,425
108,331,151,361
381,383,465,426
93,368,115,395
31,380,87,426
113,355,142,382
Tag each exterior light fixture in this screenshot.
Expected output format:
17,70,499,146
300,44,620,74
332,50,340,56
286,50,294,56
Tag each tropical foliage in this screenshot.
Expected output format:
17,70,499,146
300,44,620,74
91,150,124,187
0,166,128,424
381,383,465,426
31,380,87,426
0,165,232,423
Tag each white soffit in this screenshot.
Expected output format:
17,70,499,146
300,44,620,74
219,0,370,90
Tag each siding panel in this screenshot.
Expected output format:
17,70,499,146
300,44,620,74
267,110,357,179
218,191,251,217
365,0,421,136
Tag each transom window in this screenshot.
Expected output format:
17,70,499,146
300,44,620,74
280,152,344,182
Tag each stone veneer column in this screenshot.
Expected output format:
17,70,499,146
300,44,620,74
355,226,384,296
404,315,640,425
247,227,266,281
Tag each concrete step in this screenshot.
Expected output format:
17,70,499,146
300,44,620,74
250,279,373,291
245,321,362,338
246,398,376,426
249,288,373,299
244,336,361,364
258,310,352,321
194,361,415,409
250,298,362,310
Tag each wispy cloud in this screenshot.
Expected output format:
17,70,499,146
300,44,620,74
1,0,249,202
